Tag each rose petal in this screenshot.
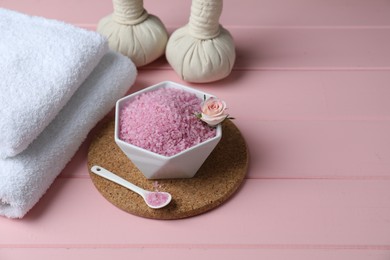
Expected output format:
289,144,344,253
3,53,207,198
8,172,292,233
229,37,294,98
201,113,228,126
201,98,227,117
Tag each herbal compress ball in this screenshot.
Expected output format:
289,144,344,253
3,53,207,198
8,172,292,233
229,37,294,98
166,0,236,83
98,0,168,67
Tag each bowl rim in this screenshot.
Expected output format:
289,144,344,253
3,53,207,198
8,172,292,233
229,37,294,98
114,81,222,159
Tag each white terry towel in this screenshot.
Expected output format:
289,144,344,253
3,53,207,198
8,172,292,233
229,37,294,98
0,8,108,158
0,51,137,219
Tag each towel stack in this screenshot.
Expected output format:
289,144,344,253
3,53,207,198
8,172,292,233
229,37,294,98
0,9,137,218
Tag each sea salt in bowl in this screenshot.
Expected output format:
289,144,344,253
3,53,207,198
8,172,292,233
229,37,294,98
114,81,222,179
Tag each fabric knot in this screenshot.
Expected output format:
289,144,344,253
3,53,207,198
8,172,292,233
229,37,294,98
112,0,149,25
188,0,223,40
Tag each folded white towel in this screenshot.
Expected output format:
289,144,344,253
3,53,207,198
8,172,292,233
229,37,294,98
0,51,137,219
0,8,108,158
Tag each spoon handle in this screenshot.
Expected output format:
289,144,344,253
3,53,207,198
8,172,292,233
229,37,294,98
91,165,147,197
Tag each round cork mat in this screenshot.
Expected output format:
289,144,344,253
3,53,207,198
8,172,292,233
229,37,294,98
87,119,248,220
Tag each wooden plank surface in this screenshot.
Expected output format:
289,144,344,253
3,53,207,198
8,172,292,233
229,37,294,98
1,0,389,259
141,28,390,69
1,179,390,247
2,0,390,27
2,249,389,260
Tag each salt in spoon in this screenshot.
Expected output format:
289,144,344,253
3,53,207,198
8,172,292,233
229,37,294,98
91,165,172,209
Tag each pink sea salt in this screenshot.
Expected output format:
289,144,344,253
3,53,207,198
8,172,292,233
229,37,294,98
146,192,170,207
119,88,216,157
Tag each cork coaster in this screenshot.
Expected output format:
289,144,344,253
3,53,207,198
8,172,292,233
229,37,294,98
87,119,248,220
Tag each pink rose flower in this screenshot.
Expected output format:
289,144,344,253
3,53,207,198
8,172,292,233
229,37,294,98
200,97,229,126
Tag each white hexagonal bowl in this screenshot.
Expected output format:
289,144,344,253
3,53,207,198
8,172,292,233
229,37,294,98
114,81,222,179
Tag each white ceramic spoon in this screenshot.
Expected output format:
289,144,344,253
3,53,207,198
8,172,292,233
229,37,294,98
91,165,172,209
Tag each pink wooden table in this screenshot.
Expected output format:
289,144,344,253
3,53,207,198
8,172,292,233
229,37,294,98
1,0,390,259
